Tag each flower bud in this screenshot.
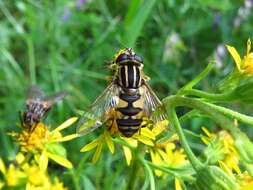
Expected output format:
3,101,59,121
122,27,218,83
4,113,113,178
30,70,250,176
234,131,253,164
196,165,239,190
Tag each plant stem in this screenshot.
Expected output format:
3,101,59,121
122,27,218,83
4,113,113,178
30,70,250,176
180,89,233,101
141,159,155,190
178,63,214,94
163,96,240,137
69,169,81,190
168,108,203,171
126,155,140,190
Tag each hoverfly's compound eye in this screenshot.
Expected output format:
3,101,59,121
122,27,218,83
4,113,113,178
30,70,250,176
115,53,128,63
134,55,143,63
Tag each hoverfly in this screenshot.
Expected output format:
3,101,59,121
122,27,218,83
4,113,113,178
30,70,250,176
77,48,167,137
21,86,67,129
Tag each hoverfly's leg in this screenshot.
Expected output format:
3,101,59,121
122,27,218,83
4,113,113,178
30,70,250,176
107,118,118,136
108,63,117,70
29,121,39,133
140,117,149,128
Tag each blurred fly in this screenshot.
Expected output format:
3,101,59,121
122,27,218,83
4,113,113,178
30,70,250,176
77,48,167,137
21,86,67,129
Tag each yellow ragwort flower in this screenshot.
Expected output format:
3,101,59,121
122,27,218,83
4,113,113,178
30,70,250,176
202,127,241,176
80,120,170,165
238,172,253,190
0,157,68,190
11,117,78,170
226,38,253,74
0,158,26,188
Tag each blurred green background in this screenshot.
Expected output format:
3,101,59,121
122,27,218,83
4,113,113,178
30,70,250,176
0,0,253,189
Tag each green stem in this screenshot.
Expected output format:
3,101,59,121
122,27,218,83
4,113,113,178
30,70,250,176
168,108,203,170
139,158,155,190
178,63,214,94
146,161,195,181
69,169,81,190
180,89,233,101
201,101,253,126
126,155,140,190
164,96,247,143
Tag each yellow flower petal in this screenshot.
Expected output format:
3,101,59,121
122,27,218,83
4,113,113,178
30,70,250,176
0,158,6,175
153,120,169,136
15,153,25,165
175,178,183,190
92,143,103,164
226,45,242,72
122,137,138,148
54,117,78,132
201,137,210,145
46,152,73,169
150,149,163,176
52,134,79,142
157,149,169,163
140,128,155,140
39,151,48,172
104,131,115,154
201,127,212,137
123,146,132,166
219,161,234,178
135,135,154,146
80,138,100,152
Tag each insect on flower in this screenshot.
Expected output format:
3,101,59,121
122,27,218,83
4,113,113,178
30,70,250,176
77,48,167,137
21,86,67,129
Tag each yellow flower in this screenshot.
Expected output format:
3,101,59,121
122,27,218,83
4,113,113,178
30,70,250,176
80,130,115,163
11,117,78,170
175,177,183,190
238,172,253,190
0,158,26,187
50,178,68,190
80,119,170,165
226,38,253,74
0,156,68,189
202,127,241,175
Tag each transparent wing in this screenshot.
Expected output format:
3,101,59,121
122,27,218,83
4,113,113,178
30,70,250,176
27,86,45,101
43,91,68,107
76,82,119,136
141,81,167,124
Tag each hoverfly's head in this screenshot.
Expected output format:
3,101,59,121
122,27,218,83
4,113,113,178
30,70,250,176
114,48,143,66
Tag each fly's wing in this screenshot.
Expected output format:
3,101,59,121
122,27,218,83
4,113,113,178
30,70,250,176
43,91,68,108
141,81,167,124
26,86,45,104
76,82,119,136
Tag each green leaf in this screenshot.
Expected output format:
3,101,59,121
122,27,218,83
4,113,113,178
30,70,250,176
122,0,156,47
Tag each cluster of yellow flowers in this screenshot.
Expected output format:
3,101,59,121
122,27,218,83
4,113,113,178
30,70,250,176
0,154,67,190
3,117,78,189
202,127,253,190
227,38,253,75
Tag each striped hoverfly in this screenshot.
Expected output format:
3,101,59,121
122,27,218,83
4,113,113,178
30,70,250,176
21,86,67,129
77,48,167,137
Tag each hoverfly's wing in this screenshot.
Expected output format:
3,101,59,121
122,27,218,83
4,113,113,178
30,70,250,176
27,86,45,102
141,81,167,124
77,82,119,136
43,91,68,108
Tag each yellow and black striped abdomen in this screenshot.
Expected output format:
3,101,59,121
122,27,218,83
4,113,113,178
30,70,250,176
116,93,143,137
